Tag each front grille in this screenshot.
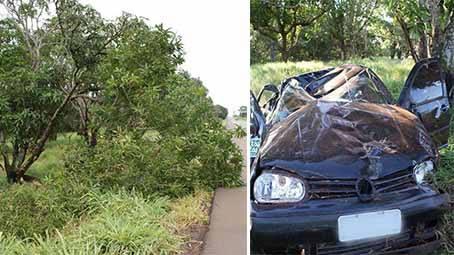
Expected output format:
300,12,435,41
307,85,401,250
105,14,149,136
316,227,438,255
307,169,418,200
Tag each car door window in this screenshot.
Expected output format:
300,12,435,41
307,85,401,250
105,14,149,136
410,62,444,103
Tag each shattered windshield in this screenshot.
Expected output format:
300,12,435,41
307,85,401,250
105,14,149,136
268,78,315,125
268,65,393,125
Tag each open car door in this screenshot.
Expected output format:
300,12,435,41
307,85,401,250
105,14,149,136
398,58,452,148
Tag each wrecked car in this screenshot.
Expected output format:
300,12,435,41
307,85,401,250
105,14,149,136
250,58,451,254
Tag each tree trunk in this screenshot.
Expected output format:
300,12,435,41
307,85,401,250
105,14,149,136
16,69,83,179
6,167,17,183
89,128,98,147
340,39,348,60
427,0,442,57
280,32,289,62
418,33,429,59
390,41,397,59
441,16,454,74
397,15,419,62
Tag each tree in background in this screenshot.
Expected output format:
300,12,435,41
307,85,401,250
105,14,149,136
385,0,454,62
441,8,454,73
0,0,130,182
214,105,229,119
0,0,236,185
251,0,454,63
325,0,379,60
251,0,327,62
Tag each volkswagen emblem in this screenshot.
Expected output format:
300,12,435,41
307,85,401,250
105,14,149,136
356,178,375,203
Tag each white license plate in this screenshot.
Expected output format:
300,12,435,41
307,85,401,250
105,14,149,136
338,209,402,242
250,136,261,158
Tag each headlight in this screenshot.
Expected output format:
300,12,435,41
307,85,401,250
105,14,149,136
253,172,306,203
413,160,434,184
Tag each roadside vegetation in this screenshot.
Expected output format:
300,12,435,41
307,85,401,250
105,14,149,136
0,0,242,254
251,58,453,254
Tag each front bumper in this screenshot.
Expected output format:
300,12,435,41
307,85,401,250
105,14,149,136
251,188,448,254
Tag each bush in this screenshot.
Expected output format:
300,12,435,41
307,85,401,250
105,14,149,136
45,191,182,255
0,190,213,255
0,179,91,239
64,127,242,198
214,104,228,119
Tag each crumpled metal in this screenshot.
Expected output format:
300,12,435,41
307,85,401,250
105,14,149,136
261,100,435,164
258,64,437,178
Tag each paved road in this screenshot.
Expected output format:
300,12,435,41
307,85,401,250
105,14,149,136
201,117,247,255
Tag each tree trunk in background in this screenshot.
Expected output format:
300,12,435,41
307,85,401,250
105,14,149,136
441,16,454,74
418,33,429,59
363,29,368,57
339,37,348,60
269,41,276,62
281,49,289,62
280,31,289,62
397,15,419,62
90,128,98,147
427,0,443,57
6,166,17,183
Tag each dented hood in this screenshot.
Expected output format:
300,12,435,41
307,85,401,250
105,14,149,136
259,100,437,179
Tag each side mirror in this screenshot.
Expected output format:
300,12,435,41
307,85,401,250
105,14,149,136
257,84,279,105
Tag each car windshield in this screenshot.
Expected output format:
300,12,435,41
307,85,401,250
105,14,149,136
268,65,392,125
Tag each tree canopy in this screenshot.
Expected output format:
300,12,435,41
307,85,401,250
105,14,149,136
0,0,237,184
251,0,454,63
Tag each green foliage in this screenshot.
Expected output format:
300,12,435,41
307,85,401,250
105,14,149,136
233,125,247,138
0,134,215,253
43,191,182,255
251,27,273,64
64,125,242,198
67,56,243,197
214,104,228,120
0,1,242,254
0,190,213,255
142,74,218,137
250,0,454,62
437,132,454,252
0,0,133,180
94,18,184,134
0,179,91,239
0,18,63,162
250,0,327,61
0,185,213,255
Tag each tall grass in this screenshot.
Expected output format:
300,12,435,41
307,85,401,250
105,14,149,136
250,57,414,100
0,189,213,255
0,134,214,255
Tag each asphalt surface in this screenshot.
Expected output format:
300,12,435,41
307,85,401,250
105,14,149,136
201,117,247,255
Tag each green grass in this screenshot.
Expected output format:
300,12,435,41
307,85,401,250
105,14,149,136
251,57,453,254
0,189,213,255
28,133,80,179
251,57,414,99
0,133,80,187
0,134,214,255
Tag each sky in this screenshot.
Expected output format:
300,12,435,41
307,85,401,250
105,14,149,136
79,0,250,114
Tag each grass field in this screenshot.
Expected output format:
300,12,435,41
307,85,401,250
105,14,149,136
0,135,213,254
251,57,414,99
251,57,453,254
